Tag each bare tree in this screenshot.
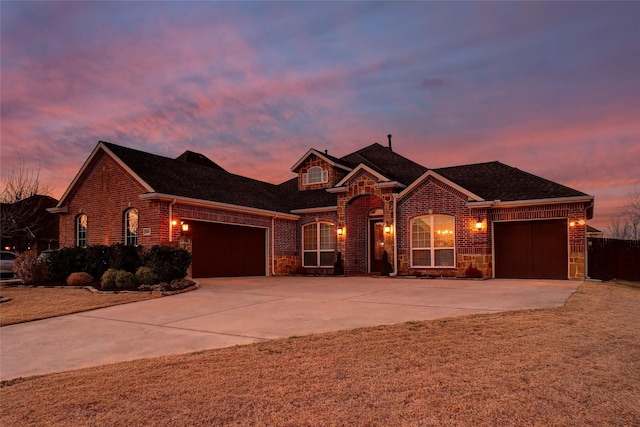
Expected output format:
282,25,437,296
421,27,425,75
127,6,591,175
608,187,640,240
1,161,56,251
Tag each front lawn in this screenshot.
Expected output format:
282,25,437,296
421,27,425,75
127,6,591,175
1,281,638,425
0,286,154,326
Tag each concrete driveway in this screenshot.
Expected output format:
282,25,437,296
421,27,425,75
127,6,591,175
0,276,580,381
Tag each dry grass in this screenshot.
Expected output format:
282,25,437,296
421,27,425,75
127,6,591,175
1,282,639,426
0,286,153,326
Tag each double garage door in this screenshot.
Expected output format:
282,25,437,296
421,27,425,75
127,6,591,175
494,219,568,280
190,221,266,278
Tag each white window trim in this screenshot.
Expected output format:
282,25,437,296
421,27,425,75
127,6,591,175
302,222,335,268
410,215,456,268
303,166,328,185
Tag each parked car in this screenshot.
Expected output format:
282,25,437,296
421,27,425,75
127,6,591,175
0,251,17,278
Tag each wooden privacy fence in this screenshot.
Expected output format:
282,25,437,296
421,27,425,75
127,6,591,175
588,238,640,281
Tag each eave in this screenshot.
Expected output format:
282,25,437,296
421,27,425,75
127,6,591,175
139,193,300,220
398,170,485,201
290,149,352,173
290,206,338,214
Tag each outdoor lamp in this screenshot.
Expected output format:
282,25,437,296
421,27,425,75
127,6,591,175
181,221,189,232
384,223,391,234
475,218,483,230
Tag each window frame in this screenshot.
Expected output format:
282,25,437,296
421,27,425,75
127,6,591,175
76,214,88,247
124,208,139,245
410,214,456,268
302,222,336,267
303,166,328,185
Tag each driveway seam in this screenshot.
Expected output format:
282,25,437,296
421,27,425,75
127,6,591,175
75,314,270,341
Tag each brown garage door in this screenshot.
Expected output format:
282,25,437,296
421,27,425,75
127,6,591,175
190,221,266,278
494,219,568,279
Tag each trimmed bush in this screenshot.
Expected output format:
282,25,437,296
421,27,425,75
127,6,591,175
13,251,48,284
108,243,141,273
135,266,158,285
66,272,94,286
47,247,86,282
115,270,137,290
143,245,191,283
100,268,119,290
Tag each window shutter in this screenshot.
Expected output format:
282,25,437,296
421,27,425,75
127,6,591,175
302,173,308,185
322,170,328,183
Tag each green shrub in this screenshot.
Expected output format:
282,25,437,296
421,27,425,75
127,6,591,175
108,243,141,273
83,245,110,279
66,272,94,286
135,266,158,285
143,245,191,283
13,251,48,284
47,247,86,282
100,268,119,290
115,270,137,290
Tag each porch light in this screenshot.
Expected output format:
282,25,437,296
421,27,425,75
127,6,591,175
181,221,189,232
337,226,344,236
570,221,575,227
475,218,483,230
578,219,586,226
384,223,391,234
171,219,178,226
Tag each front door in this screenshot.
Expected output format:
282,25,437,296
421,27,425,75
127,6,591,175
369,220,385,273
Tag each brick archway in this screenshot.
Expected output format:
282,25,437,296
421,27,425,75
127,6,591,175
345,194,384,275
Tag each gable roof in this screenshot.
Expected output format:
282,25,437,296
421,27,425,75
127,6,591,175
339,143,428,186
290,148,352,173
101,142,293,213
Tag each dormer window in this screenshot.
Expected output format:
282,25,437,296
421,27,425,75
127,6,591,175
303,166,328,185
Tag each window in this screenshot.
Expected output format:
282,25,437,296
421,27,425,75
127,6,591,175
411,215,455,267
124,209,138,245
302,166,328,185
303,222,335,267
76,214,88,247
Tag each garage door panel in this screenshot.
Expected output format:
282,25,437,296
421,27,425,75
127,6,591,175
495,220,567,280
191,222,265,278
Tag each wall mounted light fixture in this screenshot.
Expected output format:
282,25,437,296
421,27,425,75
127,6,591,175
384,222,391,234
475,218,483,230
337,226,344,236
181,221,189,232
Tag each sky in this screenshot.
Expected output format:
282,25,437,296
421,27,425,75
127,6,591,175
1,1,639,234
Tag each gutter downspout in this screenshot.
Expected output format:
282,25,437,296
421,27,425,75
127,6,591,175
168,199,177,242
271,215,278,277
390,193,398,276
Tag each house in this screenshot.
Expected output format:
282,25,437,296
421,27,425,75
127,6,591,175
49,138,594,280
1,194,59,253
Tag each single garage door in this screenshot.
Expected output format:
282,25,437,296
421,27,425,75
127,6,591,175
190,221,266,278
494,219,568,279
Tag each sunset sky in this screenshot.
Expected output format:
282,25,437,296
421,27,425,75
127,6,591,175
1,1,638,234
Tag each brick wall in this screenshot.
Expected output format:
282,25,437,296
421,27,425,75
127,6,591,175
59,152,161,247
396,177,485,276
490,202,588,279
297,154,347,190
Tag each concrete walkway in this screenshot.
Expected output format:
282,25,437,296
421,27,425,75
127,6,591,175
0,276,580,380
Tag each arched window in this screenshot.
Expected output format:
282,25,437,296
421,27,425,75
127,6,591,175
76,214,88,247
302,222,335,267
303,166,328,185
124,208,138,245
411,215,455,267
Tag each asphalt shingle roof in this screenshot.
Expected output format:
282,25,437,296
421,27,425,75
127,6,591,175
339,143,428,186
102,142,287,213
434,161,588,201
100,141,588,214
